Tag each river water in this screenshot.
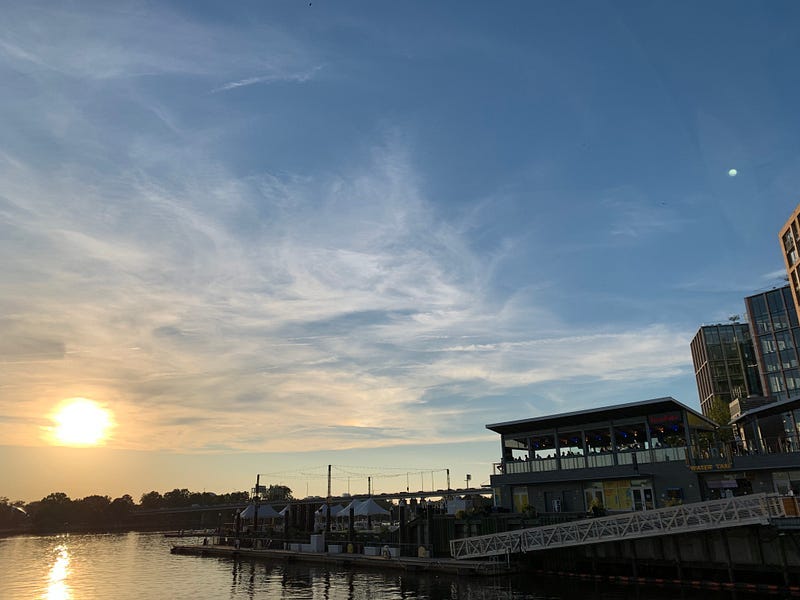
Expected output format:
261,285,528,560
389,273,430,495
0,532,741,599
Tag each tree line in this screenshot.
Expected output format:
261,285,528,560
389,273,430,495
0,485,292,534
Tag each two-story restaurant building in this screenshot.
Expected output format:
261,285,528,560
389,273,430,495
487,396,800,515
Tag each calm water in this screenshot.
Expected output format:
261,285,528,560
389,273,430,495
0,532,740,600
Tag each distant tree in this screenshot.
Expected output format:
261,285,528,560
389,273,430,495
44,492,71,504
109,495,135,524
73,495,112,526
265,485,293,502
227,491,250,503
0,497,28,530
31,492,73,530
163,488,192,508
139,491,163,509
707,396,734,442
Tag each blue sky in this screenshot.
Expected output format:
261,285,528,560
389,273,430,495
2,1,800,501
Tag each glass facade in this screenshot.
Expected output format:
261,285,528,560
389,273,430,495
690,322,762,416
745,285,800,402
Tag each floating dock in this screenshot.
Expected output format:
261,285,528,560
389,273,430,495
170,544,510,576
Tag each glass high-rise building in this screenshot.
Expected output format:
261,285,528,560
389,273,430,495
744,285,800,402
690,323,762,417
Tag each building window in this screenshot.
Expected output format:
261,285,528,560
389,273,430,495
512,487,529,513
785,369,800,391
784,231,795,252
774,311,790,331
780,348,799,370
755,316,773,335
777,330,795,351
768,290,786,314
769,373,786,393
764,353,780,373
749,295,768,320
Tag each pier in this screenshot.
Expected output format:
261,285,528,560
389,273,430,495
171,543,510,576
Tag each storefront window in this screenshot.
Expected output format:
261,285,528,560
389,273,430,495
584,480,634,511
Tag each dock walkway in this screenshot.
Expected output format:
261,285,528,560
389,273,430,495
171,544,509,576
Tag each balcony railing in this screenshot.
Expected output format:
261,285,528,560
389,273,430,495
498,446,689,475
731,433,800,457
505,458,557,474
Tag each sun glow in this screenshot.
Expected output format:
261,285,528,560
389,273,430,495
50,398,113,446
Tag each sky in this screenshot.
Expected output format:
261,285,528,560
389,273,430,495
2,1,800,503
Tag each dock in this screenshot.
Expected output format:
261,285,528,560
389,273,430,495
170,544,511,576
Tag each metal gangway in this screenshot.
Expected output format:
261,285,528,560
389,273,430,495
451,493,787,560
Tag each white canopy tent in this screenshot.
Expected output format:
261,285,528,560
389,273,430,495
352,498,390,517
337,499,363,517
337,498,390,518
239,503,280,521
315,504,345,518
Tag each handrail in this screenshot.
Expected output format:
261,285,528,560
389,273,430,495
450,493,787,560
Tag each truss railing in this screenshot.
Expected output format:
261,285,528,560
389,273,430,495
450,493,786,560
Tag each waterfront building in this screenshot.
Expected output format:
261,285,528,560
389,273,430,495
779,203,800,316
690,323,762,416
487,396,800,515
730,396,800,496
744,285,800,402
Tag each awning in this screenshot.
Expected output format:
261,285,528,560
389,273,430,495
706,479,738,489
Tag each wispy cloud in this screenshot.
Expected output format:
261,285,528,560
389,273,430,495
762,268,789,281
0,4,318,82
0,3,698,456
0,132,695,452
601,186,688,239
212,65,324,93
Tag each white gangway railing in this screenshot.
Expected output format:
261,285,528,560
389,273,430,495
451,493,786,560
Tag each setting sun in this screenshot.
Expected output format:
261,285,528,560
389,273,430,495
50,398,114,446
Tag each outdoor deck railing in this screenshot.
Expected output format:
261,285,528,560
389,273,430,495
501,446,687,474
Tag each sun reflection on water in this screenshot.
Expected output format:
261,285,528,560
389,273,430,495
46,545,71,600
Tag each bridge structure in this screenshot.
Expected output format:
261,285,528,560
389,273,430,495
450,493,790,560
